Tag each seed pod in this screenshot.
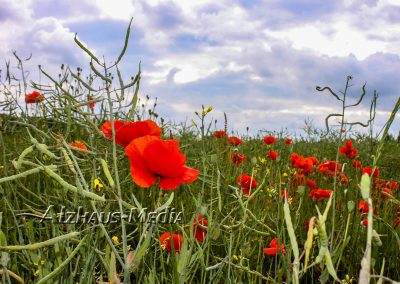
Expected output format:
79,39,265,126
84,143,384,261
304,216,316,272
59,148,76,174
101,159,115,189
360,173,370,200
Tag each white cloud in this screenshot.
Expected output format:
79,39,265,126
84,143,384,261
169,102,197,113
264,21,389,60
152,54,220,84
1,0,399,137
226,62,252,72
89,0,135,20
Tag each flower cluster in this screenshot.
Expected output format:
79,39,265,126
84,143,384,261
237,174,257,196
339,140,358,159
70,140,88,153
290,153,318,175
25,91,44,104
159,214,208,254
227,136,243,146
309,189,332,201
263,238,286,256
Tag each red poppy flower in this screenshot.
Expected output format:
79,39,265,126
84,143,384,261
263,238,286,256
339,140,358,159
290,154,316,175
291,174,318,190
159,232,183,253
358,199,368,214
352,160,362,169
227,136,243,146
389,181,399,190
358,199,378,215
309,157,319,165
101,120,161,147
267,150,278,161
25,91,44,103
362,167,379,178
339,172,349,184
362,219,368,227
285,138,292,145
88,95,95,109
70,140,88,153
317,161,341,175
263,135,277,145
193,214,208,242
309,189,332,201
231,152,246,166
237,174,257,195
125,135,199,190
213,130,227,138
290,153,300,165
306,178,317,190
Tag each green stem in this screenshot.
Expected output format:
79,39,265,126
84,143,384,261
0,165,52,183
0,232,80,251
37,235,87,284
105,64,130,282
44,167,105,202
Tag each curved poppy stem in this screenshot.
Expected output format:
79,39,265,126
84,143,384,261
330,76,350,250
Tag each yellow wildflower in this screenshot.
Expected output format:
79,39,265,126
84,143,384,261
94,179,103,191
112,236,120,245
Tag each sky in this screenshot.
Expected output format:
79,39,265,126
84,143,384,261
1,0,399,137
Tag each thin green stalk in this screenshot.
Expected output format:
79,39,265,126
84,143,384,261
283,198,299,284
105,64,130,282
0,165,54,184
0,269,24,284
335,212,351,271
330,76,350,249
36,235,87,284
44,167,105,202
359,197,373,283
0,232,80,251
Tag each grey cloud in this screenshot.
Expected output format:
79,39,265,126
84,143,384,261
140,37,399,135
139,1,185,31
1,0,399,136
0,5,18,21
31,0,101,19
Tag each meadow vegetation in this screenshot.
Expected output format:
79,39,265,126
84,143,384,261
0,20,399,283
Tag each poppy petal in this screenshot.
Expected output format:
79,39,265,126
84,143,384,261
180,166,200,183
263,247,277,255
142,139,186,177
130,165,158,188
158,177,185,190
269,238,278,248
125,135,160,159
158,166,199,190
102,120,161,146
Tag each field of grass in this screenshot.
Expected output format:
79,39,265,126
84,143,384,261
0,21,400,284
